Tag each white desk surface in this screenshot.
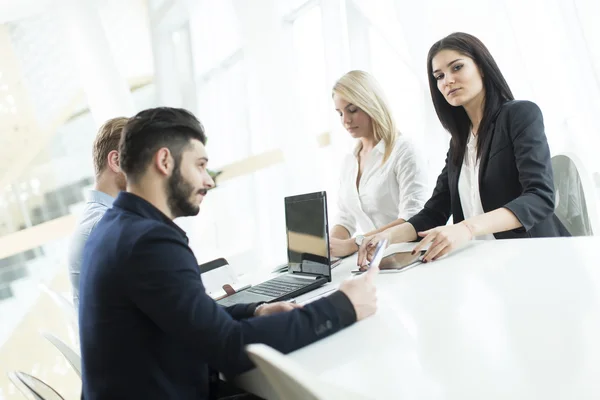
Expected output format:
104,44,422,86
236,237,600,400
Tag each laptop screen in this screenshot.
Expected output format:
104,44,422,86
284,191,331,281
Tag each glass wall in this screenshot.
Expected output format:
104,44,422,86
1,0,600,397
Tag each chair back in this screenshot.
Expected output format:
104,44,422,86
42,331,82,378
7,371,65,400
552,153,599,236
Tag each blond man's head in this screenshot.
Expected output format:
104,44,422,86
92,117,128,189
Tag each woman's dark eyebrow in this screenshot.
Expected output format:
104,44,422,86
433,58,464,74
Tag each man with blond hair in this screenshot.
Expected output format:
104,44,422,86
68,117,128,308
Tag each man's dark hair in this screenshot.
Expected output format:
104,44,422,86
119,107,207,183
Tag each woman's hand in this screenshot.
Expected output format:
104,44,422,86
413,222,474,262
329,237,358,258
356,231,392,267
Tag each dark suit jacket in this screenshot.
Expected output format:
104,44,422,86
79,192,356,400
408,100,570,239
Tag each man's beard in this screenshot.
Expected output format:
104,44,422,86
167,164,200,218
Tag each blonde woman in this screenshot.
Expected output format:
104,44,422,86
330,70,429,257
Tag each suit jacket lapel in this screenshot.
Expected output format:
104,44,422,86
478,111,501,189
448,148,465,223
478,130,492,182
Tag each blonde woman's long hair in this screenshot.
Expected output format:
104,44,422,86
332,70,398,164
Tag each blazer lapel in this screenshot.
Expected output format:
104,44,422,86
448,151,465,223
478,115,499,188
478,123,496,188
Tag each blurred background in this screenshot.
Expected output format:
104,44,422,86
1,0,599,398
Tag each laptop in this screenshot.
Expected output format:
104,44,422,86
217,191,333,307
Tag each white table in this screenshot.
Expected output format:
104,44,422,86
236,237,600,399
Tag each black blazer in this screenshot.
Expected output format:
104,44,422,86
408,100,570,239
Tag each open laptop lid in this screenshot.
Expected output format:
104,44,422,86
284,191,332,282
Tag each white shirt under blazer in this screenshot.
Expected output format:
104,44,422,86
334,135,429,236
458,131,496,240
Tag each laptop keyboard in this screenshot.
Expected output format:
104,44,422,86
247,278,308,297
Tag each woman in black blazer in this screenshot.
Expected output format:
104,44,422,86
358,32,569,266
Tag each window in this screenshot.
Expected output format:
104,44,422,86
290,4,329,139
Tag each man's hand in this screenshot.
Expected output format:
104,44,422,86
254,301,303,317
338,262,379,321
329,237,358,258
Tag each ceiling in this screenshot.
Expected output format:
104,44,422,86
0,0,154,198
0,23,42,193
0,0,55,24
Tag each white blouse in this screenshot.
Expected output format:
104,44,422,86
458,132,495,240
334,136,429,236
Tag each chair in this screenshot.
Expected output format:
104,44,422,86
552,153,600,236
7,371,65,400
42,331,82,378
38,284,79,345
246,344,371,400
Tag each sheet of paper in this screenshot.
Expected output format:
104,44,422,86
202,264,239,298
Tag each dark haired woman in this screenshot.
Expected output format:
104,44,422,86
358,32,569,266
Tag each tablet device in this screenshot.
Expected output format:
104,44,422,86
352,248,424,274
379,250,424,271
